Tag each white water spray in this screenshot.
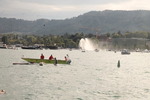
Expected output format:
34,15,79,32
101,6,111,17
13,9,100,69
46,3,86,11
79,38,97,51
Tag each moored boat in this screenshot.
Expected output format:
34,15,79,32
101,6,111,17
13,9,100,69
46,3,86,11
0,44,7,49
21,46,41,49
121,49,130,55
82,50,85,52
22,58,71,64
95,49,99,52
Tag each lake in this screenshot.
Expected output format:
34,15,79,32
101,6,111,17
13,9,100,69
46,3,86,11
0,49,150,100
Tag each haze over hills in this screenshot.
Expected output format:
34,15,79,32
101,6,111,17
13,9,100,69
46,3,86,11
0,10,150,35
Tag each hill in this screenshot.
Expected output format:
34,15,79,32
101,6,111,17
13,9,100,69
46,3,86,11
1,10,150,35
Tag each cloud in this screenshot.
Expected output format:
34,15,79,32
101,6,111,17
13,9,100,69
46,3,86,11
19,0,124,5
0,0,150,20
76,0,150,11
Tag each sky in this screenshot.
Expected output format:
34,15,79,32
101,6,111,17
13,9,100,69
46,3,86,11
0,0,150,20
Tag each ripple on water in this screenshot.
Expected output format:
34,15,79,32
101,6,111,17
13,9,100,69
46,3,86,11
1,49,150,100
112,95,121,99
24,93,34,100
76,98,83,100
145,71,150,73
144,88,150,93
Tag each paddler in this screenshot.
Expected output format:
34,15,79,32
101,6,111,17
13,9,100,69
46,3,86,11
40,54,44,59
65,54,71,64
64,56,67,61
49,55,54,60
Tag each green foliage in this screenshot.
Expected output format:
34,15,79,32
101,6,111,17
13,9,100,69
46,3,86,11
1,31,150,50
1,35,8,44
0,33,95,48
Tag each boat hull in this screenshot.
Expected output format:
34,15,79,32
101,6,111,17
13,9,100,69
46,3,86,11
121,49,130,55
22,58,71,64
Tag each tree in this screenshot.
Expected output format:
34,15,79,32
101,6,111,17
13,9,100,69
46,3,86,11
2,36,8,44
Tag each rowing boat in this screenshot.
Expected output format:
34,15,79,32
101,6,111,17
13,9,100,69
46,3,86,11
22,58,71,64
13,63,31,65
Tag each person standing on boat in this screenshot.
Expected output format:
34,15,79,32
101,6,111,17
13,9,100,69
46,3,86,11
54,58,57,66
65,54,71,64
40,54,44,59
49,55,54,60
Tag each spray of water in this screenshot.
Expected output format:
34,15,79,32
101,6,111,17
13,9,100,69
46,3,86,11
79,38,98,51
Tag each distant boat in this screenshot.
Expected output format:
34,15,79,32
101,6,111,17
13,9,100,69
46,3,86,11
44,46,58,49
82,50,85,52
142,49,149,53
95,49,99,52
0,44,7,49
121,49,130,55
135,48,141,52
81,49,85,52
69,48,72,51
21,46,41,49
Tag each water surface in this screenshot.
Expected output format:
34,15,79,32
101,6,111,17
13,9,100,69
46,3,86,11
0,49,150,100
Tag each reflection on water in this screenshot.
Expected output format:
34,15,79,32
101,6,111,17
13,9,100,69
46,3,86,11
0,49,150,100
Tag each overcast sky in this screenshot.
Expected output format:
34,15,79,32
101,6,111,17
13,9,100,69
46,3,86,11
0,0,149,20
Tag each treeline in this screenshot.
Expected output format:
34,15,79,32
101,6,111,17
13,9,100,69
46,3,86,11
1,31,150,49
110,31,150,39
0,33,97,48
100,31,150,50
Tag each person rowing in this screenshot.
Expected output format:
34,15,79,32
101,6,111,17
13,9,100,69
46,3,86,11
49,55,54,60
64,55,71,64
40,54,44,59
65,56,67,61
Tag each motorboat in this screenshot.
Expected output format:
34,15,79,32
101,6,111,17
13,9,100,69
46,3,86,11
121,49,130,55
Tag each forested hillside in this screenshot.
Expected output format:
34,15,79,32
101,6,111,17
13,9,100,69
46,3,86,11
1,10,150,35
